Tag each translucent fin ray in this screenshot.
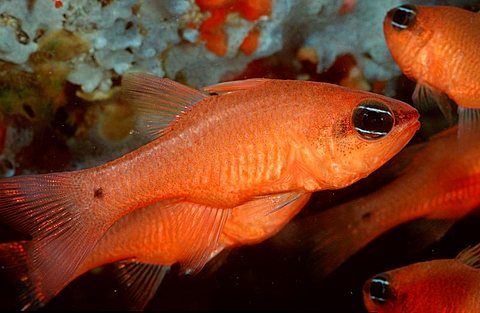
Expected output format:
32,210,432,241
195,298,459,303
115,260,170,311
457,243,480,268
412,83,456,123
203,78,269,94
0,173,111,308
457,107,480,149
121,72,207,140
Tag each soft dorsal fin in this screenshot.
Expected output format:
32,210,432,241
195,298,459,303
114,260,170,310
456,243,480,268
203,78,269,95
121,72,207,141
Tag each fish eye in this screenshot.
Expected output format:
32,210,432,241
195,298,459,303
368,275,391,304
390,4,417,30
352,100,394,140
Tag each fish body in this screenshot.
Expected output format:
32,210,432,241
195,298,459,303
363,244,480,313
281,125,480,276
0,74,419,309
383,4,480,135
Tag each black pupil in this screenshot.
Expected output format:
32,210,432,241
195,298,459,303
391,5,417,30
353,101,394,140
369,275,390,304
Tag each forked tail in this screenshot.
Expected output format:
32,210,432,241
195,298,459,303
0,172,115,309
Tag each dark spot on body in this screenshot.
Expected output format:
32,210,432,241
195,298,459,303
362,212,372,220
94,187,104,199
208,92,219,96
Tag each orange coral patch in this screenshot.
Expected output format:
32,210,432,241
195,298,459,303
235,0,271,21
239,28,260,55
199,9,228,56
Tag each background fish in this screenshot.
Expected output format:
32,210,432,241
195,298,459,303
363,243,480,313
277,125,480,277
383,4,480,140
0,73,419,309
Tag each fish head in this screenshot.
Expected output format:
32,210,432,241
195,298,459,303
362,259,466,312
314,90,419,188
383,4,435,79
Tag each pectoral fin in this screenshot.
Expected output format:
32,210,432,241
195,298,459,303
457,107,480,149
223,192,310,246
412,83,456,123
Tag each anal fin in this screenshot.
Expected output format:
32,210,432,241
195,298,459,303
114,260,169,311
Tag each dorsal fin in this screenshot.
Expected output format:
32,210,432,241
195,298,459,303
121,72,207,141
456,243,480,268
114,260,170,310
203,78,269,95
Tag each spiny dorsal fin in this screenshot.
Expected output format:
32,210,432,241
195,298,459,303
114,260,170,311
456,243,480,268
203,78,269,95
121,72,207,141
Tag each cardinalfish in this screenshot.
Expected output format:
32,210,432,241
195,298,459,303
363,243,480,312
0,73,419,309
383,4,480,141
278,125,480,277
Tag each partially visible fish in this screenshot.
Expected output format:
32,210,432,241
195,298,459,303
363,243,480,313
0,73,419,309
383,4,480,140
278,125,480,277
0,193,311,310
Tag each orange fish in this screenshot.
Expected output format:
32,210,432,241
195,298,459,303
0,73,419,309
363,243,480,313
383,4,480,139
1,192,311,310
278,125,480,276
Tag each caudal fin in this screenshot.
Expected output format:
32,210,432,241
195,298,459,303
0,173,113,308
0,241,44,310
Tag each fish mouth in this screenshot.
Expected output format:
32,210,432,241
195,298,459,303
387,109,420,155
393,108,420,127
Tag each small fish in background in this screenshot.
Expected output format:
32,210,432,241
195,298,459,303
383,4,480,141
0,73,419,310
276,125,480,277
363,243,480,313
